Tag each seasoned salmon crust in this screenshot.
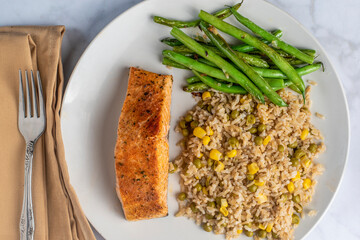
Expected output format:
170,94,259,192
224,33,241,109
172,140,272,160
114,67,173,221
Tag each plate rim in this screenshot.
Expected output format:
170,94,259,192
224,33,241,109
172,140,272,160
61,0,351,239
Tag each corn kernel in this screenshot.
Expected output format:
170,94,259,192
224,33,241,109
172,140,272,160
220,198,228,208
193,127,207,139
254,180,265,186
210,149,222,161
257,194,268,204
266,223,274,232
202,136,211,146
206,126,214,136
287,182,295,193
303,178,312,190
301,158,311,168
214,161,225,172
237,229,243,234
300,129,309,140
292,171,301,182
226,149,237,158
263,135,272,146
259,116,265,123
219,206,229,216
195,176,199,180
247,162,259,174
259,224,266,230
196,152,204,158
202,91,211,100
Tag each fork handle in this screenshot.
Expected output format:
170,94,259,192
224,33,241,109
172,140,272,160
20,141,35,240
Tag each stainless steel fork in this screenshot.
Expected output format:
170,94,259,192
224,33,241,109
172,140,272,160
18,70,46,240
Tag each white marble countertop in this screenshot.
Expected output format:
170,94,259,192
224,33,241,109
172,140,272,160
1,0,359,239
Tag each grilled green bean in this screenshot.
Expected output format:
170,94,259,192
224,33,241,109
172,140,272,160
200,21,286,107
273,49,316,58
230,9,314,64
192,70,247,94
265,78,284,91
161,37,184,46
162,50,236,83
235,51,269,68
232,29,283,52
288,84,302,94
174,44,270,68
164,53,320,92
186,76,201,84
197,58,218,67
173,45,198,54
186,64,321,85
170,27,265,102
199,10,306,100
161,37,208,47
185,77,296,94
162,57,188,69
163,29,283,53
253,63,322,78
183,82,210,92
153,3,241,28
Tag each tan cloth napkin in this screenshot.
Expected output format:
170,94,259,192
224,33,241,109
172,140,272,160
0,26,95,240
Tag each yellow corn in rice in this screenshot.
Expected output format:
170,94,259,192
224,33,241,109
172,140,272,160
210,149,222,160
303,178,312,190
266,222,274,232
301,129,309,140
220,206,229,217
226,149,237,158
248,162,259,174
257,194,268,204
202,136,210,146
193,127,206,139
263,135,272,145
214,161,224,172
254,180,265,186
259,223,266,230
287,182,295,193
202,91,211,100
196,152,203,158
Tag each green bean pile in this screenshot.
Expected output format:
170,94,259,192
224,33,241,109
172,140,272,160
154,3,323,106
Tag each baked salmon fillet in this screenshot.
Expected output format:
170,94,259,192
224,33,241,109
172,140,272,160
114,67,173,221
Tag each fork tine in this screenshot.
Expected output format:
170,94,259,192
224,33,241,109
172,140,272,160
19,70,25,118
30,70,38,118
36,71,45,117
25,70,32,117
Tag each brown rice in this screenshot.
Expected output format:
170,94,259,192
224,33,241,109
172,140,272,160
171,87,325,239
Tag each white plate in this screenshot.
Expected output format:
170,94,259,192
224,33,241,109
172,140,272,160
61,0,350,239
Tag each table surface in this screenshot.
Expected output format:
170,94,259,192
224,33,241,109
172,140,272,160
1,0,359,239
